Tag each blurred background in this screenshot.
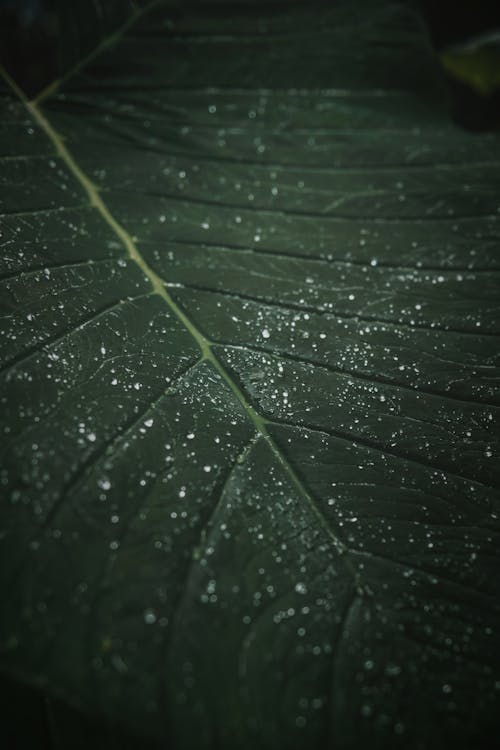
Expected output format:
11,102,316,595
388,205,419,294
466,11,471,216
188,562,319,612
0,0,500,131
0,0,500,124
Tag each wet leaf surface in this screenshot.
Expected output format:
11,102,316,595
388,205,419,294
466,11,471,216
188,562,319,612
1,1,500,748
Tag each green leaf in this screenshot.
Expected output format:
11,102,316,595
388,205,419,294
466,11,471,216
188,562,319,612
1,1,500,748
441,41,500,96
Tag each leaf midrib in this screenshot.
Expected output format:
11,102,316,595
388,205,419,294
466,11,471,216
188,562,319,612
0,64,361,586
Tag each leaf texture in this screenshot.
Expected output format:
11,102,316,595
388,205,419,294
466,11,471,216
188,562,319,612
1,1,500,748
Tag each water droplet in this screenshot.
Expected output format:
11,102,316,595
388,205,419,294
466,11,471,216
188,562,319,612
144,609,157,625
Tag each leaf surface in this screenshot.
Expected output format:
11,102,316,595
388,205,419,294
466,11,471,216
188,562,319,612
1,1,500,748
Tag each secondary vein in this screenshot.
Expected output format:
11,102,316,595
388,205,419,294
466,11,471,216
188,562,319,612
32,0,165,105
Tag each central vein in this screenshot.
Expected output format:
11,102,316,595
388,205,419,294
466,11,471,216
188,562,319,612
1,65,361,581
